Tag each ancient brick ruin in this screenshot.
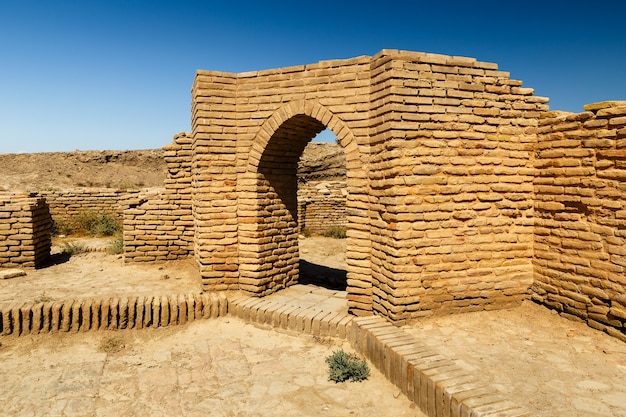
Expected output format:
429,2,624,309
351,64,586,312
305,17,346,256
123,49,626,339
297,180,346,233
2,49,625,342
177,49,546,322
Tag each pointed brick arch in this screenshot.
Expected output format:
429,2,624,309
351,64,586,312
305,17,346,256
247,100,361,171
238,101,372,313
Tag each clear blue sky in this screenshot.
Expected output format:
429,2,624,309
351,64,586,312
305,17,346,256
1,0,625,153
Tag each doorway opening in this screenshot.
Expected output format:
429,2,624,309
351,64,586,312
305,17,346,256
253,119,348,294
298,128,347,291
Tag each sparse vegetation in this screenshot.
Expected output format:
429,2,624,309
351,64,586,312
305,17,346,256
322,226,347,239
116,181,145,190
106,235,124,255
98,336,125,353
325,349,370,383
75,212,121,236
51,218,72,236
60,241,87,256
51,212,121,237
301,228,313,238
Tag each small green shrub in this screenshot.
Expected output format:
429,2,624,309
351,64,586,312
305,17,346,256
301,228,313,238
322,226,347,239
325,349,370,383
60,241,87,256
51,212,122,237
106,235,124,255
73,212,121,237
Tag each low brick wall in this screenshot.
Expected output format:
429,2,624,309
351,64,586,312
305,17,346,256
534,101,626,341
297,180,346,233
0,194,51,268
0,292,228,336
123,191,194,262
36,188,143,223
349,316,528,416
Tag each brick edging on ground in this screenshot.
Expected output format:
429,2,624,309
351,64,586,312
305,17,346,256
0,292,228,336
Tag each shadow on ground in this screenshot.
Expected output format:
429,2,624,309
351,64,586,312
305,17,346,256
39,252,71,269
299,260,347,291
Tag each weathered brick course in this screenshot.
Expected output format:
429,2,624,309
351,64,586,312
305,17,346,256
297,180,346,233
36,188,142,223
123,132,194,262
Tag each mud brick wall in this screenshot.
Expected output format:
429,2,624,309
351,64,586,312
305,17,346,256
533,101,626,341
0,195,51,268
193,56,373,299
297,181,347,233
36,188,142,223
123,132,194,262
366,51,548,322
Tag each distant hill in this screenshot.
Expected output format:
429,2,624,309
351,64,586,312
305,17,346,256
1,142,345,192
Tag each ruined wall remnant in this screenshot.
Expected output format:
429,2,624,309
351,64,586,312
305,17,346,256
0,194,51,268
123,132,194,262
297,181,346,233
533,101,626,342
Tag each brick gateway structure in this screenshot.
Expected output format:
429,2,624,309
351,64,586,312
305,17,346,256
187,48,547,322
124,49,626,335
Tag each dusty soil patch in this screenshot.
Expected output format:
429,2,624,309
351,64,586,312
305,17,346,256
0,237,202,306
0,150,166,192
404,302,626,416
0,318,424,417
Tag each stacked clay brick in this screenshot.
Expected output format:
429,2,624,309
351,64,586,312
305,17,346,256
533,101,626,342
189,49,549,321
193,56,372,299
123,132,194,262
365,51,548,321
0,194,51,268
297,180,347,233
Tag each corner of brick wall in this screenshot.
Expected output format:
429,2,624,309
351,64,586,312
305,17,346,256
0,194,51,269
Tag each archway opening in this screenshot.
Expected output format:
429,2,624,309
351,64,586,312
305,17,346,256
255,116,347,293
298,128,348,291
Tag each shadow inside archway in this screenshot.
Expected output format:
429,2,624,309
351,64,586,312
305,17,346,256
299,260,347,291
